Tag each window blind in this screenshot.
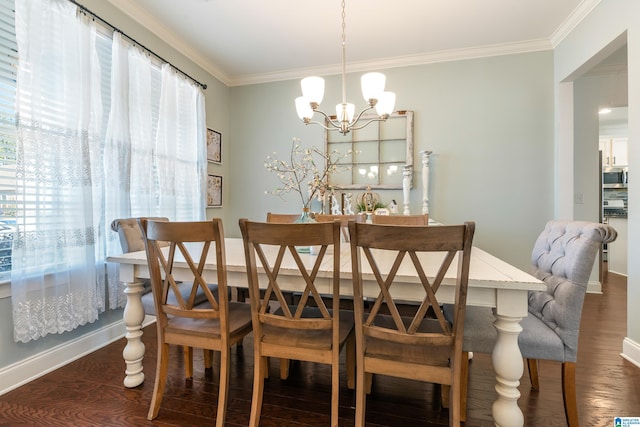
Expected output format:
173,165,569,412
0,0,16,282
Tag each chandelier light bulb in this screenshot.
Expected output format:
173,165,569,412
376,91,396,117
336,102,355,123
295,96,314,120
301,76,325,105
361,72,386,104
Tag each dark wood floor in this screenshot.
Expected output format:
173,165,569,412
1,272,638,426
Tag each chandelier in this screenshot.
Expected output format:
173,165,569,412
294,0,396,135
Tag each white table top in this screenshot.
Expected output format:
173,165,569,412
108,237,545,306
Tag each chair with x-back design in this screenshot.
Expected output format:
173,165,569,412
111,217,219,379
349,220,475,426
239,218,355,427
139,218,253,425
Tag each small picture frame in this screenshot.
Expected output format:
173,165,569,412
206,174,222,207
207,128,222,163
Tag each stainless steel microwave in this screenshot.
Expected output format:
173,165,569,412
603,169,628,187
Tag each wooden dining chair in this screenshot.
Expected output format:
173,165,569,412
349,220,475,427
111,217,217,379
314,213,364,241
447,220,617,425
139,218,253,425
371,213,429,225
237,212,300,303
239,218,355,427
265,212,301,223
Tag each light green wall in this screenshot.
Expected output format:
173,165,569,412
554,0,639,356
228,51,555,271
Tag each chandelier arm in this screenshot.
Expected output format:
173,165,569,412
310,109,344,130
349,104,377,126
303,119,336,131
348,116,389,132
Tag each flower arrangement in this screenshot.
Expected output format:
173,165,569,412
264,137,351,210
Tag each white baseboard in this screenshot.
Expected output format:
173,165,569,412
621,337,640,368
587,279,602,294
0,315,156,396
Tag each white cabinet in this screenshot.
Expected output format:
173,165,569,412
600,137,628,166
607,218,627,276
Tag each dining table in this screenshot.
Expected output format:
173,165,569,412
107,236,545,427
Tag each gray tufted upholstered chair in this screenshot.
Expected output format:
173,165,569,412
110,217,221,378
111,217,170,314
447,220,617,426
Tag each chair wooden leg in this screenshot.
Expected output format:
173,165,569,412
527,358,540,390
331,353,340,427
441,384,450,409
148,343,170,420
203,349,213,369
203,348,214,380
562,362,579,427
346,332,356,390
215,347,230,427
365,372,373,394
249,355,267,427
355,366,367,427
183,346,193,379
262,357,270,379
280,358,290,379
460,351,469,423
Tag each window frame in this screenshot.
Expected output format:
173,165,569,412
325,110,414,190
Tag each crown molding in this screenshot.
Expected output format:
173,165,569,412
228,39,553,87
550,0,602,48
106,0,584,88
105,0,231,86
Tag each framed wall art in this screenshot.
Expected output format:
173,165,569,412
206,174,222,207
207,128,222,163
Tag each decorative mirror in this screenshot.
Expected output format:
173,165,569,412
326,110,414,190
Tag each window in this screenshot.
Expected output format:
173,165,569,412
0,0,204,285
0,0,17,283
326,111,414,190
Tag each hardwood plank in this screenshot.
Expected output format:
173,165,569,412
0,272,637,426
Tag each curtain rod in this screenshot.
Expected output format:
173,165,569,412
68,0,207,90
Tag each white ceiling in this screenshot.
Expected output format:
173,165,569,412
106,0,599,86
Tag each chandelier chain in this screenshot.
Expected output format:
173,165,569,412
341,0,347,104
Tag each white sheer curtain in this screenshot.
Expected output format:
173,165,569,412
104,41,207,308
12,0,104,342
103,37,207,307
13,0,207,340
155,64,207,222
103,33,135,309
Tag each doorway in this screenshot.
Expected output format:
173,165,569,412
599,106,628,281
570,41,628,290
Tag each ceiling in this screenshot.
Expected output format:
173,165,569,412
106,0,599,87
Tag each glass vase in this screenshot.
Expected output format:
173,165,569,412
295,208,316,253
295,207,316,224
